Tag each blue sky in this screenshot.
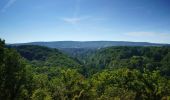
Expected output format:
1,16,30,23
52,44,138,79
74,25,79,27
0,0,170,43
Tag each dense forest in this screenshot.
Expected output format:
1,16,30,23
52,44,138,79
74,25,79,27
1,38,170,100
12,41,170,48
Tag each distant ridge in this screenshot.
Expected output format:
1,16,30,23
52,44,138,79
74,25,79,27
10,41,170,49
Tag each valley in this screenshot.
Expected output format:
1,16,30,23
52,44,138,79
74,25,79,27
1,40,170,99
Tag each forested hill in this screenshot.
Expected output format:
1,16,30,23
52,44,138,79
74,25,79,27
2,39,170,99
10,41,170,49
83,46,170,76
11,45,81,68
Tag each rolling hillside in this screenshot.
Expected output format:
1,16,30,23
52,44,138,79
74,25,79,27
12,45,81,68
10,41,170,49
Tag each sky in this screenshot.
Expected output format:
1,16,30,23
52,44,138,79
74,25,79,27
0,0,170,43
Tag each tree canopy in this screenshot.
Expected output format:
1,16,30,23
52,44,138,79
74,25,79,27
1,39,170,100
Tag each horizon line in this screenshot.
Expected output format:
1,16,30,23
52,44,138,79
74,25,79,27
7,40,170,45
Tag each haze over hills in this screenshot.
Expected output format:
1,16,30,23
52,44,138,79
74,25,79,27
10,41,170,49
11,45,81,68
1,0,170,99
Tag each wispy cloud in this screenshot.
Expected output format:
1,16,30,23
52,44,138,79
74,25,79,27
125,32,170,37
61,0,87,25
74,0,80,17
60,0,107,25
124,32,156,37
124,32,170,43
62,16,91,25
1,0,17,12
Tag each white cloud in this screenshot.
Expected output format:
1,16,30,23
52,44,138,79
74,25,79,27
125,32,156,37
62,16,91,25
124,32,170,43
61,0,92,25
1,0,17,12
125,32,170,37
61,0,107,25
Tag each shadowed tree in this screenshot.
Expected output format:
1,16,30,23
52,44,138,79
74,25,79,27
0,39,26,100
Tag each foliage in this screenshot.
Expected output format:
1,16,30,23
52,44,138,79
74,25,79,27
1,39,170,100
0,39,26,100
13,45,81,69
84,46,170,76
